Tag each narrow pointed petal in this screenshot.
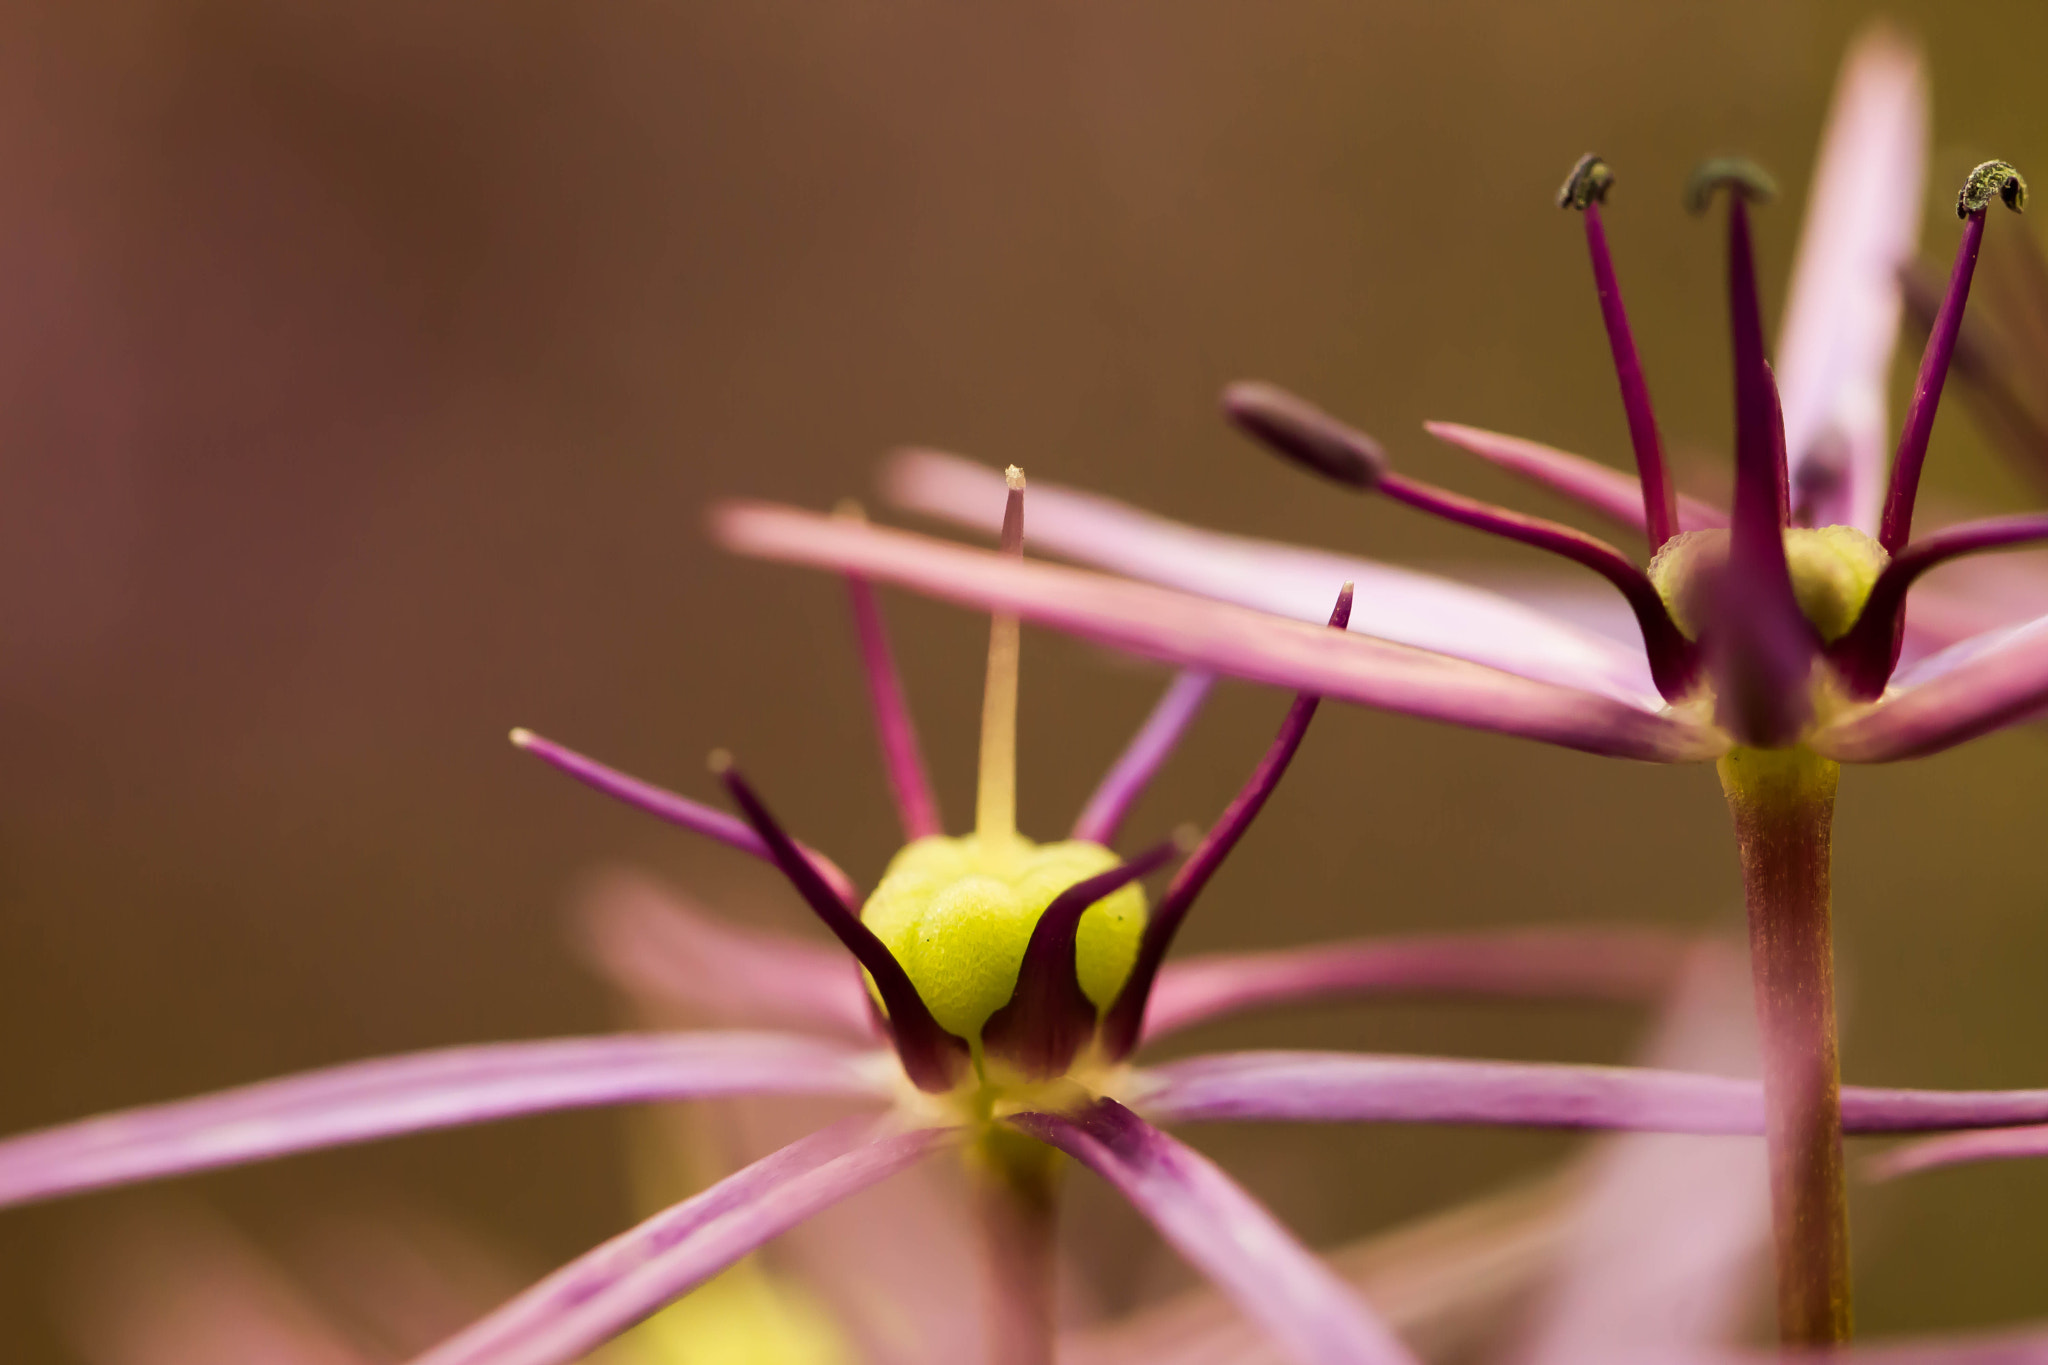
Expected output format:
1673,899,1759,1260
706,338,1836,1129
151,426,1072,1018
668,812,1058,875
1811,611,2048,760
883,449,1663,705
1071,669,1215,845
410,1118,958,1365
1010,1100,1420,1365
715,503,1725,763
1776,25,1928,532
846,574,944,840
0,1033,890,1211
1424,423,1726,537
1129,1051,2048,1133
510,731,858,902
571,870,879,1039
1872,1124,2048,1178
1139,927,1694,1042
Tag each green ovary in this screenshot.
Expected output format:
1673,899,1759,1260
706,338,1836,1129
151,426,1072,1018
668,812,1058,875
1648,525,1889,643
860,834,1148,1042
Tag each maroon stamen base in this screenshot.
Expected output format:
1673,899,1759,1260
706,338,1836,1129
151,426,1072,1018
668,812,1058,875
1831,511,2048,697
714,755,969,1092
1099,586,1353,1060
981,838,1183,1079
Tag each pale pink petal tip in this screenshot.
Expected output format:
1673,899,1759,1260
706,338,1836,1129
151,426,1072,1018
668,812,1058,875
0,1033,887,1211
1011,1100,1420,1365
1774,22,1928,534
410,1119,957,1365
713,500,1725,763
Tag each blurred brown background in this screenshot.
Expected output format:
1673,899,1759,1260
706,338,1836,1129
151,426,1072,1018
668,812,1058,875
4,1,2046,1358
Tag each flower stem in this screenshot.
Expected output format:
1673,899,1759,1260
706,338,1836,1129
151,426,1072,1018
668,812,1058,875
973,1126,1060,1365
1718,746,1850,1345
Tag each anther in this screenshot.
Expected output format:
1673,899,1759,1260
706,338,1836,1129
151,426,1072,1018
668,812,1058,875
1685,157,1779,215
1556,153,1615,210
1958,160,2027,218
1223,382,1388,489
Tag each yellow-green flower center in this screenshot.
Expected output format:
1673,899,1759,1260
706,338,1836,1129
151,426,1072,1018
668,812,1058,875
861,833,1149,1042
1647,526,1889,643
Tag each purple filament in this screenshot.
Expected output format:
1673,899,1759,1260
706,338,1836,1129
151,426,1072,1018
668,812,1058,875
1099,585,1353,1060
511,730,857,903
845,576,944,841
1071,671,1217,845
1880,210,1990,554
981,837,1182,1078
1582,200,1679,549
1832,511,2048,698
715,758,969,1092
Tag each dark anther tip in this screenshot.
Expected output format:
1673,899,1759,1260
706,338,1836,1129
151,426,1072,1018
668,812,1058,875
1222,381,1388,490
1557,153,1614,210
1959,160,2027,218
1684,157,1779,215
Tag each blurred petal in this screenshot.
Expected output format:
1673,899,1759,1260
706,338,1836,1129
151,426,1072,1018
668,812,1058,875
62,1204,375,1365
1812,611,2048,760
572,869,878,1040
1424,423,1727,536
0,1033,890,1210
411,1118,957,1365
1132,1051,2048,1134
715,502,1725,763
1516,947,1767,1365
1775,24,1928,533
1010,1100,1419,1365
1139,928,1693,1042
1871,1124,2048,1179
883,449,1663,705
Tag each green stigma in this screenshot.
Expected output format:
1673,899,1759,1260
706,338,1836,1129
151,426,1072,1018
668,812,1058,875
1648,526,1889,643
861,834,1148,1043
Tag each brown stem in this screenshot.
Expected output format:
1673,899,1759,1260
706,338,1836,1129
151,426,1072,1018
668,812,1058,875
1718,746,1850,1346
974,1127,1060,1365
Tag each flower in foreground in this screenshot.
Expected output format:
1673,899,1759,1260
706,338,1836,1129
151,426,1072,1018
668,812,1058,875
706,29,2048,1350
12,474,2048,1365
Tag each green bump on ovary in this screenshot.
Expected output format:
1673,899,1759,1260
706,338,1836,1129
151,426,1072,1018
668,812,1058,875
860,833,1149,1042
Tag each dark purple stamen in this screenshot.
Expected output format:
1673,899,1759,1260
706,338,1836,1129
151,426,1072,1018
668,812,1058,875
1071,670,1216,845
1225,382,1699,700
511,728,858,903
845,573,944,841
981,837,1183,1078
1831,511,2048,698
1879,161,2027,554
1097,585,1353,1061
1558,154,1678,550
713,754,969,1092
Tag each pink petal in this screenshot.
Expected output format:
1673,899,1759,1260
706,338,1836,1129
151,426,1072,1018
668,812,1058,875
1423,423,1727,536
410,1118,957,1365
1010,1100,1419,1365
571,868,879,1040
1774,25,1929,533
1870,1124,2048,1179
1070,669,1215,845
1131,1051,2048,1134
883,449,1663,705
1811,611,2048,761
1140,928,1694,1041
0,1032,889,1210
1518,948,1768,1365
714,502,1724,763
